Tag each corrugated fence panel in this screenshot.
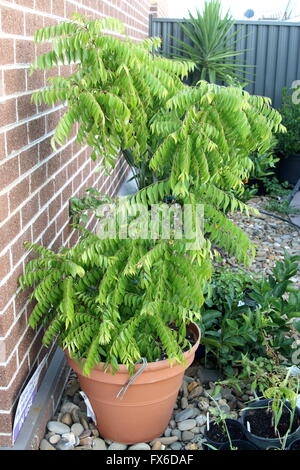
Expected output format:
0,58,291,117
150,18,300,108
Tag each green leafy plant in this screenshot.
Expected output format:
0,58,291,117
20,216,212,375
199,253,300,375
171,0,250,84
276,87,300,156
22,15,286,377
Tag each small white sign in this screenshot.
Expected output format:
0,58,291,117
12,356,47,443
79,391,97,424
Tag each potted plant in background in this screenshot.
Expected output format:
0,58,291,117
21,14,286,444
276,87,300,185
241,368,300,450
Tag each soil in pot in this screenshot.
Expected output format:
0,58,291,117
245,404,300,439
205,419,245,444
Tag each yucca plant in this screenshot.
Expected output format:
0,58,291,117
21,15,286,375
171,0,250,84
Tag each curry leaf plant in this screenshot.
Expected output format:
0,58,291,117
21,15,286,374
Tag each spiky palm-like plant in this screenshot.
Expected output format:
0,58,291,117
172,0,250,84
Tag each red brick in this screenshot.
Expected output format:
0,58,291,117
0,303,14,338
30,163,47,192
4,69,26,96
39,178,55,207
0,264,24,320
21,194,39,228
11,226,32,266
39,136,53,160
54,166,67,191
32,210,48,240
1,8,25,36
27,70,45,91
62,181,73,203
17,94,37,121
35,0,52,13
0,213,21,253
47,153,61,177
51,232,63,253
28,330,44,368
0,250,11,282
42,220,56,247
0,356,29,410
51,0,65,17
0,99,17,127
0,353,17,388
25,13,44,36
0,194,9,223
19,145,39,173
15,40,35,65
28,116,46,143
0,435,13,447
9,177,30,212
6,123,28,155
14,0,34,6
18,325,36,361
48,194,61,221
0,133,6,160
0,39,14,66
0,156,19,188
46,110,60,133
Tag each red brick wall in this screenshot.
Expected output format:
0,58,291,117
0,0,150,447
150,0,168,18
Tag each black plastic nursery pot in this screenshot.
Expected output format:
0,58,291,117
288,438,300,450
276,153,300,185
219,440,260,450
204,419,246,450
242,399,300,450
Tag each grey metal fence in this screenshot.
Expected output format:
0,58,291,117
149,17,300,108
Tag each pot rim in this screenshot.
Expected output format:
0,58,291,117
65,321,201,375
242,398,300,442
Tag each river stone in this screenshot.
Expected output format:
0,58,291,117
195,414,207,427
177,419,196,431
61,432,77,445
169,419,176,429
128,443,151,450
60,401,80,414
49,434,61,445
188,386,203,399
79,429,92,439
164,427,172,437
92,438,107,450
71,423,84,436
175,408,194,422
61,412,73,426
181,397,188,409
171,429,182,440
108,442,127,450
151,436,178,445
169,442,183,450
71,408,81,423
39,439,56,450
79,436,94,446
56,438,75,450
152,441,162,450
182,431,194,441
47,421,71,435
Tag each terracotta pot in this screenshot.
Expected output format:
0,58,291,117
65,322,200,444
